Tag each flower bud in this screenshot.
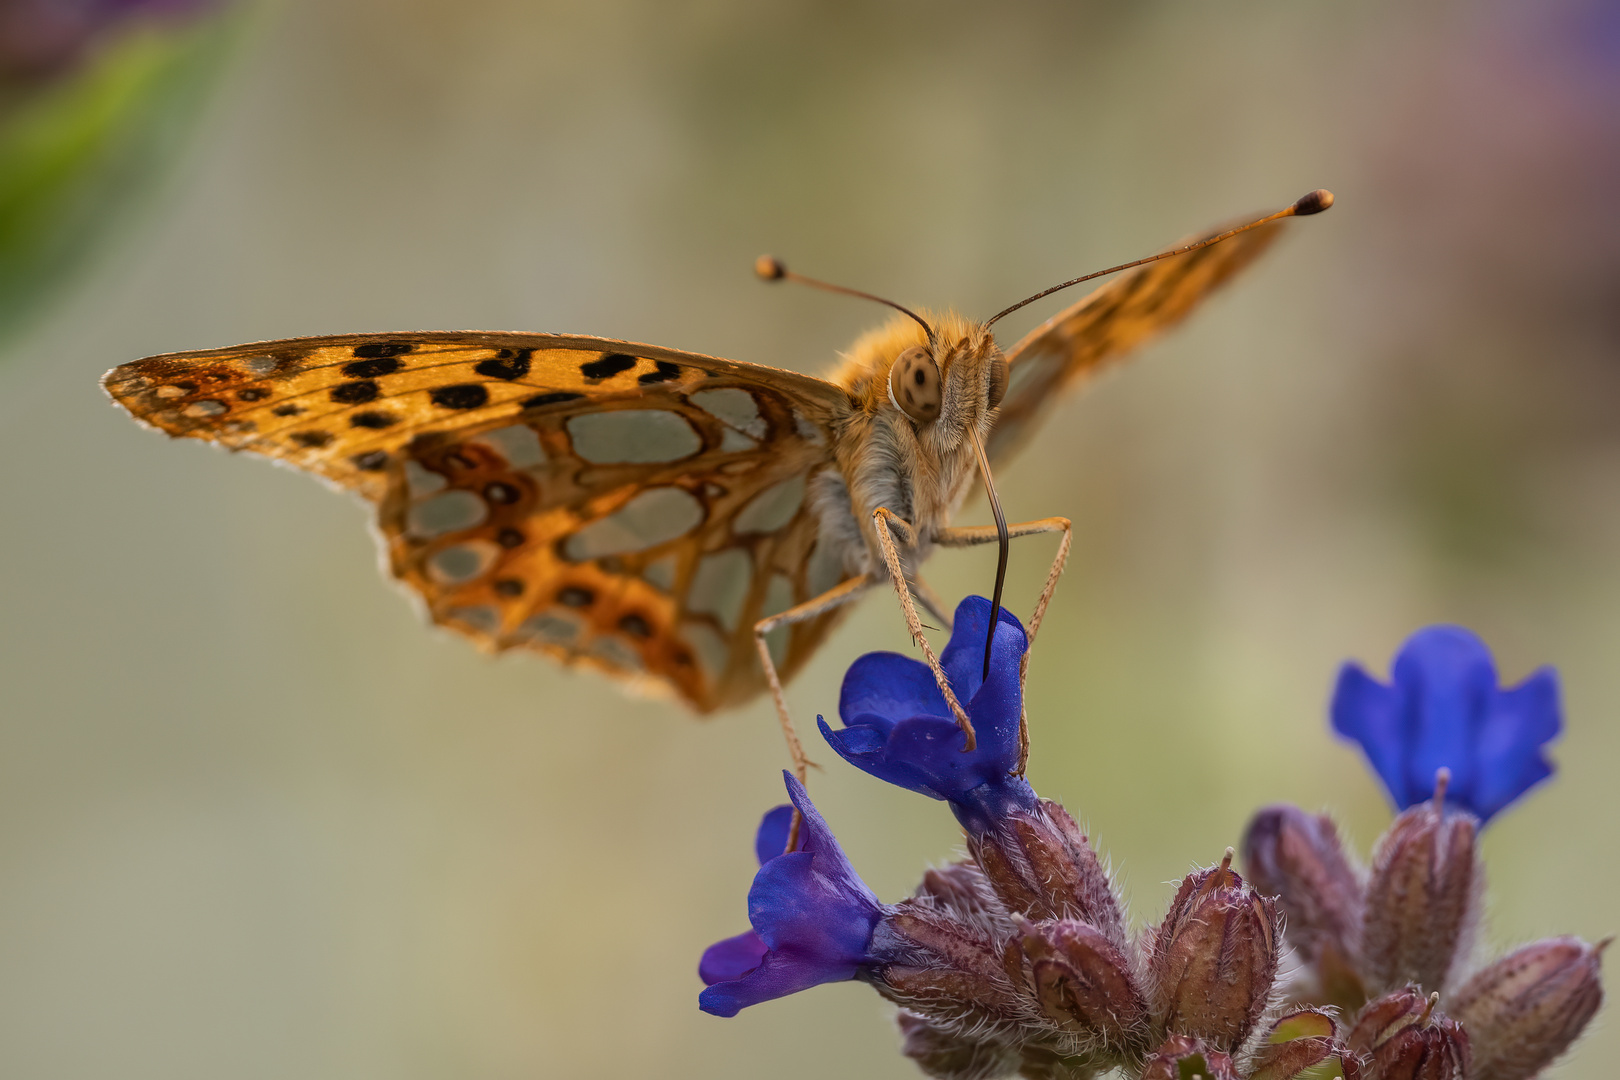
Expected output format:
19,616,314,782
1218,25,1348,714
1146,851,1281,1053
1348,987,1470,1080
876,902,1030,1039
969,799,1125,946
1015,918,1148,1050
1018,1046,1105,1080
896,1012,1020,1080
1243,805,1367,1009
1361,783,1481,996
917,860,1004,922
1249,1010,1362,1080
1448,936,1606,1080
1139,1034,1240,1080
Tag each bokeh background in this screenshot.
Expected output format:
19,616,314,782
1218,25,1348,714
1,1,1616,1077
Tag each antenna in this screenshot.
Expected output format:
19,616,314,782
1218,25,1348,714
756,256,935,346
984,189,1334,328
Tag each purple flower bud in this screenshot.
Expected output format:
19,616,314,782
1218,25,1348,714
1139,1034,1240,1080
697,774,888,1017
1332,626,1560,823
1014,918,1148,1051
819,597,1038,835
1018,1046,1106,1080
1242,804,1367,1009
1146,851,1281,1053
875,901,1032,1042
1347,987,1470,1080
970,799,1125,944
1249,1010,1363,1080
1448,936,1606,1080
1361,781,1481,996
896,1012,1021,1080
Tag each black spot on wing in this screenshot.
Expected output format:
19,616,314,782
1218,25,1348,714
352,342,415,359
343,357,403,378
496,527,525,548
638,360,680,385
580,352,636,379
350,411,396,429
353,450,389,471
494,579,524,598
272,403,303,417
558,585,594,607
475,349,532,380
290,431,332,448
522,392,583,409
431,384,489,409
237,387,269,401
331,380,380,404
618,613,652,638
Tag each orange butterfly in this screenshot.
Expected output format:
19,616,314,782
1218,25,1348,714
103,191,1332,777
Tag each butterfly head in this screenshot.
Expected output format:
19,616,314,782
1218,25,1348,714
878,312,1006,446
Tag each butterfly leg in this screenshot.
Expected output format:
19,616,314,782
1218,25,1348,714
871,507,976,749
909,574,955,632
754,573,874,785
933,515,1072,774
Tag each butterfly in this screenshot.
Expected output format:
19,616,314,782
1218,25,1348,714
103,190,1332,777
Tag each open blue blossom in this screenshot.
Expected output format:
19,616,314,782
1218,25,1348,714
818,596,1036,835
698,774,886,1017
1332,625,1561,823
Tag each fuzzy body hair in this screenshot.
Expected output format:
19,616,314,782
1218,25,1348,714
821,310,1004,579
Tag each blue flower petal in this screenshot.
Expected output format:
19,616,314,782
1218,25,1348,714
753,805,793,865
697,774,885,1017
820,596,1036,834
1331,625,1562,823
698,930,768,986
838,651,948,732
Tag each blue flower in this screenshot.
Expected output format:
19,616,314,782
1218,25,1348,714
1331,625,1562,823
698,774,887,1017
818,596,1037,835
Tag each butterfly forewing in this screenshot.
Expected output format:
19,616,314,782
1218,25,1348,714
104,332,859,711
989,218,1285,466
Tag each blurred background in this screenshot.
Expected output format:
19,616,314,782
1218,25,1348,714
0,1,1616,1077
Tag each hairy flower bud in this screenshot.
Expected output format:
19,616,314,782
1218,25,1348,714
969,800,1124,946
1146,851,1281,1052
876,902,1031,1039
918,860,1006,922
1448,936,1606,1080
1018,1046,1103,1080
897,1012,1020,1080
1348,987,1470,1080
1249,1010,1362,1080
1361,781,1481,996
1139,1034,1240,1080
1243,805,1367,1009
1015,918,1148,1050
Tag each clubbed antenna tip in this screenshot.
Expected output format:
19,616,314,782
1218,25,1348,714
1292,189,1335,215
755,255,787,280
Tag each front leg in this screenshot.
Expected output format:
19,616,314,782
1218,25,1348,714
754,573,874,785
933,516,1072,646
871,507,975,749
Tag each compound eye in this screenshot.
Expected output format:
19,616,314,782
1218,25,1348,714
987,354,1009,410
888,345,941,424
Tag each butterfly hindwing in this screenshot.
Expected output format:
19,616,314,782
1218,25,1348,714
104,332,861,711
989,218,1287,466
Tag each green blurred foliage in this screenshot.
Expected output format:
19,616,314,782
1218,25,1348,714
0,10,239,344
